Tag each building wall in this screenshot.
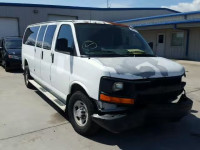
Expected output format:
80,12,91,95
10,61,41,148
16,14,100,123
118,11,200,61
139,27,200,61
0,5,177,36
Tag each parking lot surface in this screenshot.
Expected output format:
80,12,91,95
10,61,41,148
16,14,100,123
0,60,200,150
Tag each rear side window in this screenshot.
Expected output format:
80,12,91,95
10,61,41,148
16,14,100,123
55,25,75,54
36,25,47,48
43,25,57,50
23,26,39,46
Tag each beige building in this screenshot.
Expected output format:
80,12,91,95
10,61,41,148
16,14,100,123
116,11,200,61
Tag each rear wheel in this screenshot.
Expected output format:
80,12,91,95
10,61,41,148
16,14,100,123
24,65,33,89
68,91,100,136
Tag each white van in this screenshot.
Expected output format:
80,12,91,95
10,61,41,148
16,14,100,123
22,20,192,135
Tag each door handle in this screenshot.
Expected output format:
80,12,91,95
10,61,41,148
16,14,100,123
41,51,43,59
51,53,54,63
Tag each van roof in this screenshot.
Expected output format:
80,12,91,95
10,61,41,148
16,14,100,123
28,20,129,27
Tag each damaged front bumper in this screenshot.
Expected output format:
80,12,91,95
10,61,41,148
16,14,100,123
92,94,193,133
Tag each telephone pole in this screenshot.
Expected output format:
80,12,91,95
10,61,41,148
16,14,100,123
107,0,109,8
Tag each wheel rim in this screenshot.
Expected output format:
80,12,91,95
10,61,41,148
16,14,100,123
73,100,88,127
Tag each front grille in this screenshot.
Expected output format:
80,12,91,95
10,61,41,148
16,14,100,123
135,76,182,91
134,76,184,104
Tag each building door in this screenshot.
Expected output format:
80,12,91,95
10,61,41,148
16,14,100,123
156,33,165,57
0,18,19,37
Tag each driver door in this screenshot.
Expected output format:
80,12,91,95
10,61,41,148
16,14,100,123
51,24,75,102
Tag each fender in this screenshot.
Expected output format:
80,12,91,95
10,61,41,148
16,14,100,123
69,81,91,97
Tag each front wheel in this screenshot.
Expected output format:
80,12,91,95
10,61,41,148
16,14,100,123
68,91,100,136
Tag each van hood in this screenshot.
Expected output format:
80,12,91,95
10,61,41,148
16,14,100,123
95,57,185,80
7,49,21,55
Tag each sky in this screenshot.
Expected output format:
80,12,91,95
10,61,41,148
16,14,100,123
0,0,200,12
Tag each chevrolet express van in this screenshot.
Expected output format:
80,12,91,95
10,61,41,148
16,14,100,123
22,20,192,136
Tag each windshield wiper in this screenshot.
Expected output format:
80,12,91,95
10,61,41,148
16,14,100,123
132,53,155,57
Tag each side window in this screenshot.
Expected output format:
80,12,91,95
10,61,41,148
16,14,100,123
23,26,39,46
55,25,75,54
36,25,47,48
43,25,57,50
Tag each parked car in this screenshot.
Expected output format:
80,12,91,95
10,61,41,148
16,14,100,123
0,38,2,65
0,37,22,71
22,20,193,136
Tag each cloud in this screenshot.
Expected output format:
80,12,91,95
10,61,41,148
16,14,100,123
162,0,200,12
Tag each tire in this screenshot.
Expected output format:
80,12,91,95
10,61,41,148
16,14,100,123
4,61,9,72
68,91,100,136
24,65,33,89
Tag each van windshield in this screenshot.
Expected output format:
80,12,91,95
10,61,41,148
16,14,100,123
75,24,154,57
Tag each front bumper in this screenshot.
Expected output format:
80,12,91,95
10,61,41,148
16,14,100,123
92,94,193,133
6,58,22,69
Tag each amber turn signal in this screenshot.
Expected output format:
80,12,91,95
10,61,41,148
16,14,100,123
100,94,134,104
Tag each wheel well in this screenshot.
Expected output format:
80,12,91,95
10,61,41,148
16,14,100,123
66,84,91,112
67,84,88,100
24,59,28,67
71,84,87,94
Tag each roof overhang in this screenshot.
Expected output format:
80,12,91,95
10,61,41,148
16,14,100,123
132,19,200,29
0,2,180,12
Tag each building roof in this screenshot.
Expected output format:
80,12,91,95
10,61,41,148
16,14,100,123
132,19,200,28
115,11,200,23
0,2,179,12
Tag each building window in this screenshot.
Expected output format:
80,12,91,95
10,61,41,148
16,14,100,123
171,32,184,46
158,35,164,43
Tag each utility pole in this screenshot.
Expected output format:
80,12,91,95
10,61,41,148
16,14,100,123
107,0,109,8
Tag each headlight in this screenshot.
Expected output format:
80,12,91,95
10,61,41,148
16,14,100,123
112,82,123,92
99,77,135,104
8,55,14,58
8,55,20,60
100,77,134,96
